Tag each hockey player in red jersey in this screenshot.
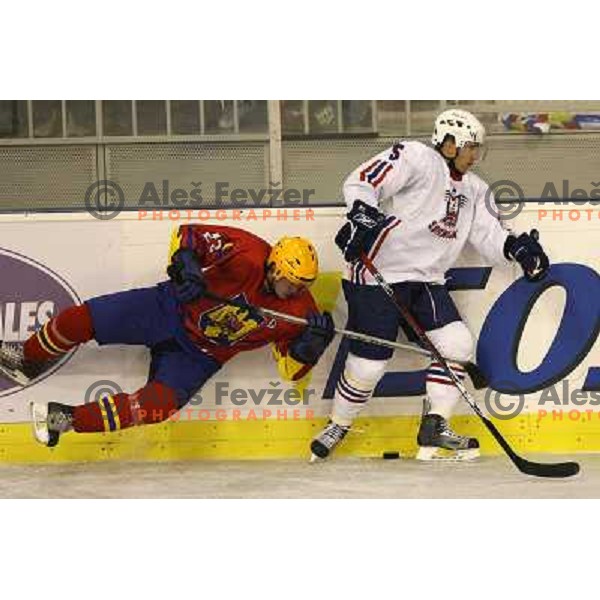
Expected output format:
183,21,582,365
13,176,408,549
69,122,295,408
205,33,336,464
0,224,334,447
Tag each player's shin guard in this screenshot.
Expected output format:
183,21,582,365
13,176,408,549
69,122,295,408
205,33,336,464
311,354,387,459
425,360,465,419
1,305,96,386
72,381,180,434
331,354,388,426
417,321,479,461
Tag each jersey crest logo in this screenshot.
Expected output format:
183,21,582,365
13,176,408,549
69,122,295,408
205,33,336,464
428,189,468,240
202,232,234,259
198,293,263,346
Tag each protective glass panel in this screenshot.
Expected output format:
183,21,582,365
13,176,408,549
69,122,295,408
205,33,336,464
205,101,234,133
281,100,305,134
410,100,442,135
342,101,373,132
66,100,96,137
33,100,62,138
136,100,167,135
0,101,28,138
377,100,407,136
308,100,339,134
238,100,267,133
170,100,200,134
102,100,133,136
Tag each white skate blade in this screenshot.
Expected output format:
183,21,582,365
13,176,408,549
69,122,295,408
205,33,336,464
309,453,323,463
416,446,480,462
0,361,30,386
30,401,50,445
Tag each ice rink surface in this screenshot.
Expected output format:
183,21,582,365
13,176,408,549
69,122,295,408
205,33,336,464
0,454,597,498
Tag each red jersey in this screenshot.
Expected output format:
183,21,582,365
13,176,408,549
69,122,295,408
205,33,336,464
173,224,318,366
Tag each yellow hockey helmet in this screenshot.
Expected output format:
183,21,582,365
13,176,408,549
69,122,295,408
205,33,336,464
267,237,318,287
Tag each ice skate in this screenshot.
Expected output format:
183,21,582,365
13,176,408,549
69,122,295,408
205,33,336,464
30,401,74,447
0,342,48,386
310,420,351,461
416,409,480,462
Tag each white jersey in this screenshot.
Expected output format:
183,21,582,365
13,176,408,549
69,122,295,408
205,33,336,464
343,140,511,285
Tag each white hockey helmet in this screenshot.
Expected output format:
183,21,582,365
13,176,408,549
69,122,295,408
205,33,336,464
432,109,485,149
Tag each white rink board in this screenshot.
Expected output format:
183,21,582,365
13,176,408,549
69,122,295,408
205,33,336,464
0,206,597,423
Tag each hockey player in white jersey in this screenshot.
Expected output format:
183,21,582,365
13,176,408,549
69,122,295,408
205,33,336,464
311,109,549,461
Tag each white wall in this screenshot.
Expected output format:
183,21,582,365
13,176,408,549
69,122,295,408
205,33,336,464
0,205,598,423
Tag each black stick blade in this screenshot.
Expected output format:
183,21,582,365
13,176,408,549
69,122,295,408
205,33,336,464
463,362,489,390
515,457,580,479
483,414,581,479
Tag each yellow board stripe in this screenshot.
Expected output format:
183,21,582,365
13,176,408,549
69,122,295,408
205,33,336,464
0,413,596,463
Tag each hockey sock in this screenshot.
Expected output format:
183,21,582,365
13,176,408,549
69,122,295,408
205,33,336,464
331,353,388,427
73,381,179,433
425,321,473,419
425,360,466,419
24,304,94,363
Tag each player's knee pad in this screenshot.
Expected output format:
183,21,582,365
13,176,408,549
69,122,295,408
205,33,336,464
427,321,474,363
345,353,389,389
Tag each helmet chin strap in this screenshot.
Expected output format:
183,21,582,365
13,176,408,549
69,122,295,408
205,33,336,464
263,263,275,293
436,146,463,180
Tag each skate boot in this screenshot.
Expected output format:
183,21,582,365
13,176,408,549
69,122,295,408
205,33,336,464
416,411,480,462
310,420,351,461
30,401,74,447
0,342,49,386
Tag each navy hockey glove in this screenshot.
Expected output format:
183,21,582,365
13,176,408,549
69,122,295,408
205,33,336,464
335,200,397,263
289,311,335,365
504,229,549,282
167,248,207,303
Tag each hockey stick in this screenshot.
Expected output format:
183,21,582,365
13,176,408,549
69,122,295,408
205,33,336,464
203,291,487,388
358,252,580,479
